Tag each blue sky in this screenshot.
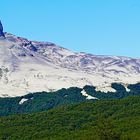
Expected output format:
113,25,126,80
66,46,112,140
0,0,140,57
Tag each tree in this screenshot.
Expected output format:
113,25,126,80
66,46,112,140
96,116,121,140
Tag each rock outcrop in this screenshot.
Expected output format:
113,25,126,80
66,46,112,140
0,20,5,38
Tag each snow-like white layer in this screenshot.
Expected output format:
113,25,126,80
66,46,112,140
1,60,139,97
0,34,140,97
123,84,131,92
19,98,28,105
81,90,98,100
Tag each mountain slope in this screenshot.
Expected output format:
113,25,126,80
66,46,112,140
0,95,140,140
1,83,140,116
0,21,140,97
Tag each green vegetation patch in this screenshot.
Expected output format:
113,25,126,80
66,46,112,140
0,95,140,140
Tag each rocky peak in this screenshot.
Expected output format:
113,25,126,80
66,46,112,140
0,20,5,38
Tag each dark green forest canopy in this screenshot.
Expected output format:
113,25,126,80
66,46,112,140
0,95,140,140
1,83,140,116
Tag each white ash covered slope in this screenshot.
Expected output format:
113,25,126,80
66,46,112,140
0,21,140,97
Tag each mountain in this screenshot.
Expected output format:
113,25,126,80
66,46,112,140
0,21,140,97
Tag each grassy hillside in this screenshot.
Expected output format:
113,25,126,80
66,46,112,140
0,95,140,140
1,83,140,116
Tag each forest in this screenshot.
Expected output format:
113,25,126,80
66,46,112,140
1,83,140,116
0,95,140,140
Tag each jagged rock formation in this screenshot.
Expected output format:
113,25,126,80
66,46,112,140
0,20,5,38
